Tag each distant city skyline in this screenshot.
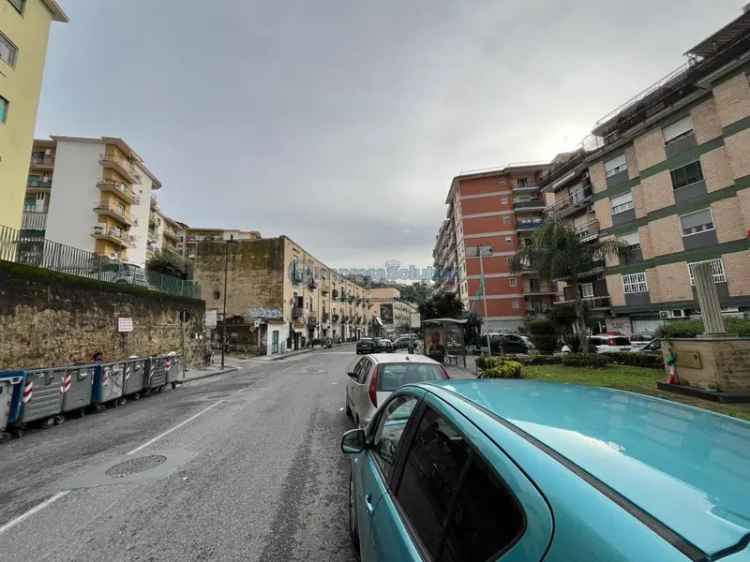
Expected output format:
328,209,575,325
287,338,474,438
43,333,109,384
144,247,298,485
35,1,741,267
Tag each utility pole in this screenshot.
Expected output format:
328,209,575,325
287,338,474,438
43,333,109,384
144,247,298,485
478,245,493,354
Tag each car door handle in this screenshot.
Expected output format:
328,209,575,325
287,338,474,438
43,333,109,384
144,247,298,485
365,494,375,514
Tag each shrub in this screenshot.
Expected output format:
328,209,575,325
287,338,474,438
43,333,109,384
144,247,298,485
602,352,663,369
526,319,557,355
476,356,500,370
656,318,750,339
522,354,562,366
481,360,524,379
561,353,611,368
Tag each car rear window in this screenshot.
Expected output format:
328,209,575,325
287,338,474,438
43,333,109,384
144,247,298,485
378,363,446,391
609,337,630,346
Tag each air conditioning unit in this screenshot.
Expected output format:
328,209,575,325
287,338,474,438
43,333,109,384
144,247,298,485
93,223,106,235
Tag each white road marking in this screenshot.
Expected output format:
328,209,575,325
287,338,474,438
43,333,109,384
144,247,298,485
0,490,70,535
127,400,225,455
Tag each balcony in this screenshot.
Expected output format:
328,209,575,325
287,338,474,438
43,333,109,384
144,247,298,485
512,184,539,193
30,156,55,169
97,180,137,204
27,178,53,190
100,153,138,184
517,219,544,232
523,282,556,296
94,204,134,226
548,188,593,219
575,220,600,243
22,211,48,231
513,197,546,212
92,225,134,248
163,228,178,241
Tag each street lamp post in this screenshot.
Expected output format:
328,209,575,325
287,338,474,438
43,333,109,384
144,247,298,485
220,236,236,369
478,245,493,355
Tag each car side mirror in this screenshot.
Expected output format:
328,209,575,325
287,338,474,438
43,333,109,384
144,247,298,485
341,428,366,454
347,371,358,379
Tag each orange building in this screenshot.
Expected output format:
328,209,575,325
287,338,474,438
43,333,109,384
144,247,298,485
434,163,553,332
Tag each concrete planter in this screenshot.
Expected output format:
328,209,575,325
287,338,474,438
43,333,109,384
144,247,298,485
663,338,750,393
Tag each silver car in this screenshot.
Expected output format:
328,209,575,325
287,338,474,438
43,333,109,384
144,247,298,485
344,353,449,428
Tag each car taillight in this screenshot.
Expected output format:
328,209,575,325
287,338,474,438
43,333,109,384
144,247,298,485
369,366,379,407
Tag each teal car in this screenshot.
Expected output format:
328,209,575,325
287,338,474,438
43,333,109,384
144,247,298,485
341,380,750,561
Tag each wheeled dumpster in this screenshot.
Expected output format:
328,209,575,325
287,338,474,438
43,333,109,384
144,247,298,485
61,365,95,414
166,354,184,387
1,371,25,437
146,356,168,391
93,362,125,405
16,368,65,426
123,358,147,398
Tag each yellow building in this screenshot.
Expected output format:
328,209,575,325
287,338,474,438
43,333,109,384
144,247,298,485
0,0,67,230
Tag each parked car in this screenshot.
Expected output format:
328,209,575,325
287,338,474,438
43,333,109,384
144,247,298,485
356,338,377,355
344,354,448,427
342,379,750,561
630,334,655,352
518,335,537,354
392,335,418,351
488,334,528,355
561,334,632,354
99,262,150,288
634,338,662,355
374,338,393,353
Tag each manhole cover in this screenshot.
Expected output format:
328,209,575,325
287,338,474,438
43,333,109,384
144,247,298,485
106,455,167,478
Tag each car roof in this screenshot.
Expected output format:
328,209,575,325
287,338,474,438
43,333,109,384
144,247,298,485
366,353,439,365
418,379,750,558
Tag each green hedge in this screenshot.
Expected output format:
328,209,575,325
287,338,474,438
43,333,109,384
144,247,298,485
561,353,611,368
656,319,750,339
526,319,558,355
480,360,524,379
602,352,663,369
521,355,562,366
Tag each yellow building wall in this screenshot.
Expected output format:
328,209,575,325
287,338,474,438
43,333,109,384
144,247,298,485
0,0,55,230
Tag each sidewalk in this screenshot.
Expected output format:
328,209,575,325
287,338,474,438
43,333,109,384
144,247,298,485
446,355,478,380
182,363,239,384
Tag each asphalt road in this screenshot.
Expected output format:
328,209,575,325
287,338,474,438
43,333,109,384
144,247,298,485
0,348,360,561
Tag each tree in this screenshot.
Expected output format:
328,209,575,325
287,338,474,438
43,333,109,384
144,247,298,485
418,292,464,320
147,250,190,279
511,221,621,352
398,281,433,306
464,311,483,346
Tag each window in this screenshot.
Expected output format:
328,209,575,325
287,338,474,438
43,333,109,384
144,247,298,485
396,407,471,558
0,32,17,67
372,396,419,481
6,0,24,14
618,231,640,249
440,453,525,562
500,196,509,205
580,282,594,298
517,177,529,187
0,96,7,123
397,407,525,562
671,161,704,190
464,246,478,257
505,256,513,265
569,183,587,204
508,277,517,287
688,258,726,285
623,272,648,294
680,208,714,236
663,116,694,144
605,154,627,177
502,215,512,224
377,363,446,391
610,191,633,215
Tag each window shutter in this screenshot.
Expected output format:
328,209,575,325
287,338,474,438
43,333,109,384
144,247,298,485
663,116,693,142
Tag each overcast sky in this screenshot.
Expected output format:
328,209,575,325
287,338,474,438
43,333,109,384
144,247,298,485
36,1,741,269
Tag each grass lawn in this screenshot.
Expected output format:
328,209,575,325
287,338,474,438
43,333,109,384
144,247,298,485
524,364,750,423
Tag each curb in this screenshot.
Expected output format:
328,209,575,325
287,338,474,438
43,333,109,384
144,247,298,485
182,366,239,384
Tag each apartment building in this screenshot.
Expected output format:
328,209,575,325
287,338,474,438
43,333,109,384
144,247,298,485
580,8,750,334
0,0,67,231
541,147,613,331
146,197,187,261
190,235,370,355
366,287,419,336
436,163,551,332
432,217,458,294
22,136,162,266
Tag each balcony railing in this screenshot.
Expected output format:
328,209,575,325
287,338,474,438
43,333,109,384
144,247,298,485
513,197,545,209
94,204,133,225
548,188,593,217
97,180,137,203
91,225,134,248
517,219,544,232
575,220,600,243
28,178,53,189
21,211,48,231
30,156,55,168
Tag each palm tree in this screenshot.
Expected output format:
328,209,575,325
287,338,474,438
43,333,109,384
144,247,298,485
511,220,622,352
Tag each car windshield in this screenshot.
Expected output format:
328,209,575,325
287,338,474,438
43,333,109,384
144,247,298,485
378,363,446,391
